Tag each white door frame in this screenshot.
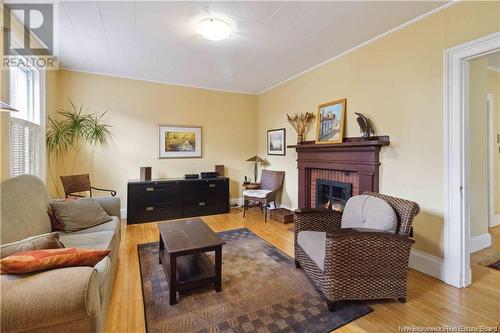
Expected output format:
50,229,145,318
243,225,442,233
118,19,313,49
444,32,500,288
487,93,495,227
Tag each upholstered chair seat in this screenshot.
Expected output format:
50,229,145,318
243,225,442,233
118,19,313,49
242,189,271,198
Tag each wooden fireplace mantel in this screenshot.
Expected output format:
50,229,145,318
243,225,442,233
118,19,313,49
289,135,390,209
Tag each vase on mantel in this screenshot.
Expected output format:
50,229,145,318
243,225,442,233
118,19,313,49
297,134,303,144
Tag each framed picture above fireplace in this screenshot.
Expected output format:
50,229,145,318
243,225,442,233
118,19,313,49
315,98,346,144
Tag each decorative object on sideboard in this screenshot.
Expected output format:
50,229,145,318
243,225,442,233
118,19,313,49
215,165,225,177
158,125,202,158
46,99,111,197
287,112,315,144
355,112,375,140
185,174,199,179
267,128,286,156
0,100,18,112
246,155,267,183
140,167,152,181
200,171,218,179
316,98,346,144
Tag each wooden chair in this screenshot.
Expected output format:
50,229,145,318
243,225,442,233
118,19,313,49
294,192,420,311
242,169,284,222
60,174,116,198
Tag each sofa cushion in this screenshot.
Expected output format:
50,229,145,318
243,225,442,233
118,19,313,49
341,195,397,233
0,232,64,259
297,231,326,271
58,230,114,251
70,217,120,235
243,189,271,198
50,198,112,232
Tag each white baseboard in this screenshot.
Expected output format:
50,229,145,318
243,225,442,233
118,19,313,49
409,249,446,281
470,232,492,253
230,197,243,207
120,208,127,219
490,214,500,227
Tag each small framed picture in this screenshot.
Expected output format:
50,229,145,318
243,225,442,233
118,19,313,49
159,125,202,158
315,98,346,144
267,128,286,156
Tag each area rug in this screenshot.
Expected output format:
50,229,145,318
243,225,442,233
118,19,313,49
479,252,500,271
138,228,373,333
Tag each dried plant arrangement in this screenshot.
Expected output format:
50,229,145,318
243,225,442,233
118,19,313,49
287,112,315,144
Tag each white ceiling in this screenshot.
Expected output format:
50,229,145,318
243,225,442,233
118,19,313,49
58,1,449,94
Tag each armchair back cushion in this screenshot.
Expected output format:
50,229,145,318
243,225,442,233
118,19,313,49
1,175,52,244
341,195,397,233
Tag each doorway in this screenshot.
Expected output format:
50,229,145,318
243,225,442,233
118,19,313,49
444,32,499,288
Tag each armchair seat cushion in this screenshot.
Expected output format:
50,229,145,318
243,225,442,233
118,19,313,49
243,189,272,198
341,195,398,233
297,231,326,271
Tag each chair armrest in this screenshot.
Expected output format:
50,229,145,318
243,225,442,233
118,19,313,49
1,267,101,332
91,186,117,197
294,209,342,234
93,196,121,219
323,230,414,276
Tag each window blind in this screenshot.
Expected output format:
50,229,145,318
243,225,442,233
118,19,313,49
11,117,41,177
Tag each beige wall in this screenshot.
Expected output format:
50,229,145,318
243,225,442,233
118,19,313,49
51,70,257,208
257,1,499,257
469,57,489,237
487,69,500,216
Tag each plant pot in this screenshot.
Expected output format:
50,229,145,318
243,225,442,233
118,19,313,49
297,134,303,144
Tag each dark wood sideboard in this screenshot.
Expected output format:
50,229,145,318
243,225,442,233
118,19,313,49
127,177,230,224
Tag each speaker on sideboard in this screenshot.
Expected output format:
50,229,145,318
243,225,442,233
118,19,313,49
215,165,225,177
140,167,152,181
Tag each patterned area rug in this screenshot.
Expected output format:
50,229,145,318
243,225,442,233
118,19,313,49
479,252,500,271
138,228,373,333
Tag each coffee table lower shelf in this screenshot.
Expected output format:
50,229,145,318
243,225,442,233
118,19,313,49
159,247,222,305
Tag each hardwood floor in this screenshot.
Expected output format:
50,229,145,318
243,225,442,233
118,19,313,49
104,208,500,333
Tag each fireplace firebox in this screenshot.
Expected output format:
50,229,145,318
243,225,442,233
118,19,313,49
316,179,352,211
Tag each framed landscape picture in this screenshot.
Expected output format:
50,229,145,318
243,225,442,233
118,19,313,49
159,125,202,158
267,128,286,156
315,98,346,144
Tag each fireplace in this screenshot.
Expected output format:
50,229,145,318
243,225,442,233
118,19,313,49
316,179,352,211
289,136,390,209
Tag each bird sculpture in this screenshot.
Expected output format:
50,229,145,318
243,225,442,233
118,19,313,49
355,112,375,140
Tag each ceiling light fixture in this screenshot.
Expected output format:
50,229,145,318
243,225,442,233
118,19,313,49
196,18,232,41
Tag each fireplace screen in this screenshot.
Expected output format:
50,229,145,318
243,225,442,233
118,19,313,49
316,179,352,211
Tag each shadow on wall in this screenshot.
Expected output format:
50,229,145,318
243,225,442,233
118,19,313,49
412,210,444,258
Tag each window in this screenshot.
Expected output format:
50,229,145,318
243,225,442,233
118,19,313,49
9,65,44,178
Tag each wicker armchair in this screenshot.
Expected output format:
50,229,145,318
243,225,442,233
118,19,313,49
294,192,420,311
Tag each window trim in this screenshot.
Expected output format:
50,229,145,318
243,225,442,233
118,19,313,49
8,66,45,181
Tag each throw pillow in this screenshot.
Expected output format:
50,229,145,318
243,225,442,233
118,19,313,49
0,247,110,274
47,197,78,231
0,232,65,259
50,198,112,232
341,195,398,233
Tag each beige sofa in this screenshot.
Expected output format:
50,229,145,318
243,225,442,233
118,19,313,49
0,175,121,333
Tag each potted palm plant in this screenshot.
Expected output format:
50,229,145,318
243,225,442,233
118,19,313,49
46,100,111,196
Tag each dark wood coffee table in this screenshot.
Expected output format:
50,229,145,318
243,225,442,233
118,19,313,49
158,218,225,305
